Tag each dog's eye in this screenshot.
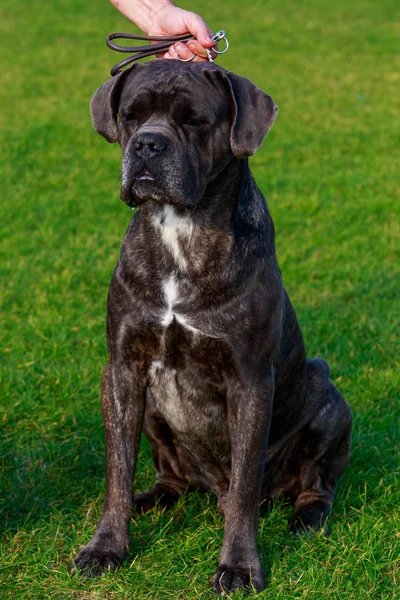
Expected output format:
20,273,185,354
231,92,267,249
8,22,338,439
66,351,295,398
124,114,137,123
185,118,202,128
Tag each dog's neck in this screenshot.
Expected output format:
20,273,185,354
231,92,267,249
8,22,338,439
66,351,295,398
128,159,268,276
138,157,243,228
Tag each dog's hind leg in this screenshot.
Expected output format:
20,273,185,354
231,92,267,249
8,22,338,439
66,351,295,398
133,483,184,514
133,404,189,514
288,358,352,536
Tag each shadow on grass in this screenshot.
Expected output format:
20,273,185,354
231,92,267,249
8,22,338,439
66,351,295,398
1,395,397,541
0,413,106,534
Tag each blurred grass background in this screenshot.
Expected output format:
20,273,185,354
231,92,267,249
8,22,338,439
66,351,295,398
0,0,399,597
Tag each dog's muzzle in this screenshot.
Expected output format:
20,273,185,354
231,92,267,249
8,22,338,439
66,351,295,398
120,131,170,208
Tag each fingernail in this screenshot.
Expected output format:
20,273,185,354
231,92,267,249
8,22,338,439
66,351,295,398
175,44,182,50
188,42,196,49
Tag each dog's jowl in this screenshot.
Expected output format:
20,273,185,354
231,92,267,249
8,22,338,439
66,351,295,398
72,61,352,594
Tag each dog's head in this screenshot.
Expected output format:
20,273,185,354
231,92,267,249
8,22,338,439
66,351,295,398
91,61,278,208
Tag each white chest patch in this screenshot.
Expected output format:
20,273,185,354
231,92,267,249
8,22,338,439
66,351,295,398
153,205,193,271
161,275,179,327
153,206,214,337
160,275,206,334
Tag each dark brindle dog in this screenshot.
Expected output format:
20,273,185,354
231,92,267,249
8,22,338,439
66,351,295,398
72,60,352,594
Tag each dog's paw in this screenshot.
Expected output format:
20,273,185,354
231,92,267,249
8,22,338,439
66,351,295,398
212,563,265,595
71,546,125,578
288,501,330,537
133,484,179,514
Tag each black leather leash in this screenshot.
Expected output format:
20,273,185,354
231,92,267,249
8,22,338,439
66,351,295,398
106,30,229,76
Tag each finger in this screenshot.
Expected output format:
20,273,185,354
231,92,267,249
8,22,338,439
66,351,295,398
173,43,196,61
172,42,208,63
186,39,217,60
162,51,175,60
191,54,209,63
183,12,215,48
155,46,175,59
167,45,179,59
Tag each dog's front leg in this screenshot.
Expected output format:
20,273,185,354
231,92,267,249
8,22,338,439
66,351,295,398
213,373,274,595
72,362,146,577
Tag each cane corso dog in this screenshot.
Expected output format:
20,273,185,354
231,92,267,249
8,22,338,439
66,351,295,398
72,60,352,594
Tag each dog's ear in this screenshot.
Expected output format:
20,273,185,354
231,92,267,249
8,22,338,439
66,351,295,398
90,73,124,143
90,66,137,143
223,71,278,158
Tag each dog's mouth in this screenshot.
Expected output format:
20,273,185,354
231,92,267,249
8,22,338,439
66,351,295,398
135,169,155,182
121,167,161,207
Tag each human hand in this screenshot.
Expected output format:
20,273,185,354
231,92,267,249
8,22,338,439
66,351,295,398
148,5,216,62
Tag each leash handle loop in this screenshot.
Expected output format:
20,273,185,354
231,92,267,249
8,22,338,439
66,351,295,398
106,30,228,76
106,32,194,53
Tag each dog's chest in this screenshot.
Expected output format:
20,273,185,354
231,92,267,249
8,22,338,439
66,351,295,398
119,206,235,442
147,359,226,435
146,347,232,478
150,206,211,334
152,204,193,273
146,294,228,436
149,278,226,441
157,274,199,333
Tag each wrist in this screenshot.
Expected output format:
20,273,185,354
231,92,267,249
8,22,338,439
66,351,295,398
110,0,174,34
142,0,175,34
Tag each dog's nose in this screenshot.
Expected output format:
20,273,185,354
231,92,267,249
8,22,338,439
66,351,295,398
133,133,167,159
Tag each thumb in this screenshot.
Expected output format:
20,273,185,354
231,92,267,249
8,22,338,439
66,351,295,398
183,12,215,47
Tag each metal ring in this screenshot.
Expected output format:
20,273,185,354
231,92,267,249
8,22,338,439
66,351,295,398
178,52,196,62
212,32,229,55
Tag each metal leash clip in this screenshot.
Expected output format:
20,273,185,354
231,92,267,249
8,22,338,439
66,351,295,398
106,30,229,76
206,30,229,63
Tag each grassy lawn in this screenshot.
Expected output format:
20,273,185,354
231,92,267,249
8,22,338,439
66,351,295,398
1,0,399,597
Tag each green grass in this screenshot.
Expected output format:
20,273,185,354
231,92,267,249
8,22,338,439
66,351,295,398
1,0,399,597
